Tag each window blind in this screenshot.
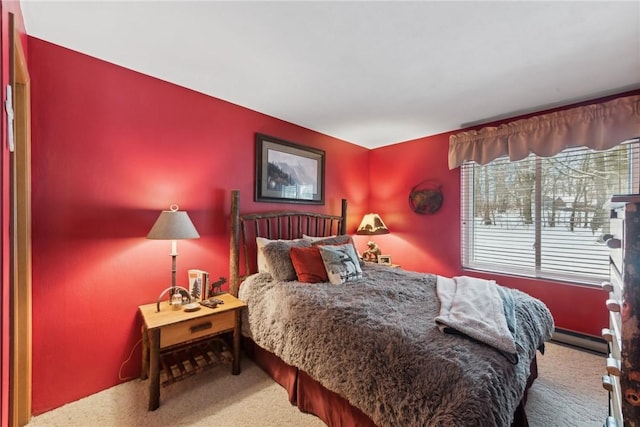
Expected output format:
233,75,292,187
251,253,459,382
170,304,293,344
461,139,640,284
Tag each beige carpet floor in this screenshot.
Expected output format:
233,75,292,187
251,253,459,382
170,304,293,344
27,342,607,427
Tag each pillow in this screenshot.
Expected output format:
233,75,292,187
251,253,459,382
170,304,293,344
309,234,354,247
290,246,329,283
262,239,312,281
318,243,363,285
310,234,363,261
302,234,337,242
256,237,304,273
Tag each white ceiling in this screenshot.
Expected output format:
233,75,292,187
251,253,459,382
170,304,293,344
20,1,640,149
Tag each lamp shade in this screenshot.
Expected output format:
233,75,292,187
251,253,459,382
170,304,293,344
356,213,390,235
146,205,200,240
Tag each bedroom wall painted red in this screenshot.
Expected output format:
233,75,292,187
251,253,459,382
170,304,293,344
27,37,370,414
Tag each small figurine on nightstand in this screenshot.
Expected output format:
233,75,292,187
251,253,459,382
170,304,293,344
208,276,227,296
362,241,381,263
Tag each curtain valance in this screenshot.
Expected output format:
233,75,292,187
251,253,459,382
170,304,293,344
448,94,640,169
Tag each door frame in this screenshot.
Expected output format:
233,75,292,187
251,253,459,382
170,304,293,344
8,13,32,427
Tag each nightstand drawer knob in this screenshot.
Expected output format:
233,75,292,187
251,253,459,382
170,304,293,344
190,322,213,334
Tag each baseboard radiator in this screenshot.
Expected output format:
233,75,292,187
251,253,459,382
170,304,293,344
551,328,607,354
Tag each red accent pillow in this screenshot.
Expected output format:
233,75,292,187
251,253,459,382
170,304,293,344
290,246,329,283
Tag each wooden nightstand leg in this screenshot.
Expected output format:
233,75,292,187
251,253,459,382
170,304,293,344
140,325,149,380
148,328,161,411
232,312,241,375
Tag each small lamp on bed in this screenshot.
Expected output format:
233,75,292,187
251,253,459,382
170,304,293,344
356,213,390,262
147,204,200,310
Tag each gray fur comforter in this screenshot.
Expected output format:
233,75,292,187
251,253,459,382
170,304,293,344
238,264,554,427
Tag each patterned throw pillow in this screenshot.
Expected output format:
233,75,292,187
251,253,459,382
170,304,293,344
310,235,363,259
318,244,363,285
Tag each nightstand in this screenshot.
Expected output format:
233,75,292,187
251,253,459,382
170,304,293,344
364,261,400,268
138,293,247,410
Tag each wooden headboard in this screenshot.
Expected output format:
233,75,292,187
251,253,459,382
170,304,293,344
229,189,347,296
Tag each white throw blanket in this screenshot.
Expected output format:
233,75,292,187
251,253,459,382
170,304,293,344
435,275,518,363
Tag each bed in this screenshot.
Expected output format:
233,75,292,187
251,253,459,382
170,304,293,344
228,190,554,427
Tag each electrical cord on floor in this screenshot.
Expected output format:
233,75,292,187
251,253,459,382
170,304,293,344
119,338,142,381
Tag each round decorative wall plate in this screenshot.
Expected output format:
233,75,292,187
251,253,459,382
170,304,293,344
409,181,443,215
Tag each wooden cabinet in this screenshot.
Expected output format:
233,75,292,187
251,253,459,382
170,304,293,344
603,195,640,426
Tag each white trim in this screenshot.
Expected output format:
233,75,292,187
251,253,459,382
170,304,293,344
551,329,607,354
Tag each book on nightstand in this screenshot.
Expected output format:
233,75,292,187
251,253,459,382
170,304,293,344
188,269,209,300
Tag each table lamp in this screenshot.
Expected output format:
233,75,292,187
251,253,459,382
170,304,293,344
147,204,200,310
356,213,389,262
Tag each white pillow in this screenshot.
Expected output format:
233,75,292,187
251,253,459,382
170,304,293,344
318,244,363,285
256,237,304,273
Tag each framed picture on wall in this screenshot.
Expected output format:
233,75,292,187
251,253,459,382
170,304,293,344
255,133,325,204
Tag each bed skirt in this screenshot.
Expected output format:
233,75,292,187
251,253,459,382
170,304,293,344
242,337,537,427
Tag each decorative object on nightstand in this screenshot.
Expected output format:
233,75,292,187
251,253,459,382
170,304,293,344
356,213,389,262
362,241,381,262
188,269,209,300
147,204,200,311
208,276,227,296
377,254,392,265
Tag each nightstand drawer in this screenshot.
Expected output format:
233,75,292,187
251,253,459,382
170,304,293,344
160,310,235,348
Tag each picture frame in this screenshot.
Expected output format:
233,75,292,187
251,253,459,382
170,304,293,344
255,133,325,204
377,255,392,265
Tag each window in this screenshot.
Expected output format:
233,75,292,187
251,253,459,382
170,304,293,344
461,140,640,284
